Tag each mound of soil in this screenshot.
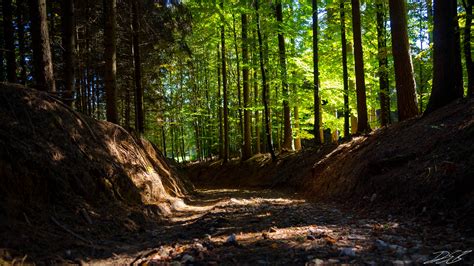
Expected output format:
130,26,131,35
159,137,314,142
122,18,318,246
0,83,192,260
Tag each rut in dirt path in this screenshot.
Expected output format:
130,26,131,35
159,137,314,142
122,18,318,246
101,188,473,265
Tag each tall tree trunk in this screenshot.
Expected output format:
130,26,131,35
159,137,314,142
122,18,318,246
389,0,418,121
340,1,350,139
29,0,56,92
220,0,229,163
17,0,27,84
256,0,276,161
425,0,463,113
3,0,17,83
312,0,322,143
426,0,433,44
253,41,261,154
351,0,370,133
276,1,293,151
232,14,243,149
376,0,390,126
61,0,75,107
463,0,473,97
103,0,118,123
131,0,144,133
217,44,224,159
241,13,252,160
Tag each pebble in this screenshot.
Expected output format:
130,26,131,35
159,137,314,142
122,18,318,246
226,233,237,245
340,247,356,257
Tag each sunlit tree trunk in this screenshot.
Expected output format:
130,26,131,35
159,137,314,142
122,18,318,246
217,44,224,159
340,0,350,139
276,1,293,151
232,15,243,150
376,0,390,126
425,0,463,113
389,0,418,121
29,0,56,92
220,0,229,163
256,0,276,161
104,0,118,123
242,13,252,160
312,0,322,143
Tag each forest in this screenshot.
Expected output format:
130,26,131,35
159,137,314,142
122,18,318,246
0,0,473,264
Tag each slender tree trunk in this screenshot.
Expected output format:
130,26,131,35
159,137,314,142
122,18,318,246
256,0,276,161
351,0,369,133
389,0,418,121
312,0,322,143
17,0,27,84
131,0,144,133
3,0,17,83
232,14,243,149
103,0,118,123
253,48,261,154
376,0,390,126
241,13,252,160
426,0,433,44
425,0,464,113
463,0,473,97
220,0,229,163
29,0,56,92
217,44,224,159
340,1,350,139
61,0,75,107
276,1,293,151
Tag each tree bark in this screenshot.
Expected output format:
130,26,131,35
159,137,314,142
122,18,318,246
232,14,243,149
217,44,224,159
340,0,350,139
463,0,473,97
103,0,118,123
241,13,252,160
61,0,75,107
29,0,56,92
389,0,418,121
312,0,322,143
276,1,293,151
256,0,276,161
351,0,369,133
3,0,17,83
220,0,229,163
377,0,390,126
425,0,463,113
131,0,144,133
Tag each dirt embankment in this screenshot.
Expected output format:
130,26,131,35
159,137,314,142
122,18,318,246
0,83,193,259
189,98,474,225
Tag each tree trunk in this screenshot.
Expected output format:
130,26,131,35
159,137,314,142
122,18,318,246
17,0,28,84
131,0,144,133
312,0,322,143
103,0,118,123
253,42,261,154
220,0,229,163
241,13,252,160
276,1,293,151
232,14,243,149
256,0,276,161
376,0,390,126
425,0,463,113
463,0,473,97
351,0,369,133
3,0,17,83
340,0,350,139
61,0,75,107
217,44,224,159
389,0,418,121
29,0,56,92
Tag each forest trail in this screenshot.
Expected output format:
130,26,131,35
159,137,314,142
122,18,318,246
89,188,471,265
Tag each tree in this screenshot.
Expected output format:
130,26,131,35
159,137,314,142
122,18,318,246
3,0,17,83
16,0,28,84
104,0,118,123
425,0,463,113
340,0,350,138
376,0,390,126
276,1,293,151
462,0,473,97
241,12,252,160
256,0,276,161
351,0,369,133
29,0,56,92
61,0,75,107
220,0,229,163
389,0,418,121
131,0,144,133
312,0,322,143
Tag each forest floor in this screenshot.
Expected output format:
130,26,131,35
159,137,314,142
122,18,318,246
4,188,471,265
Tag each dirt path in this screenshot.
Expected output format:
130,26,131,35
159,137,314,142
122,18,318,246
84,188,472,265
